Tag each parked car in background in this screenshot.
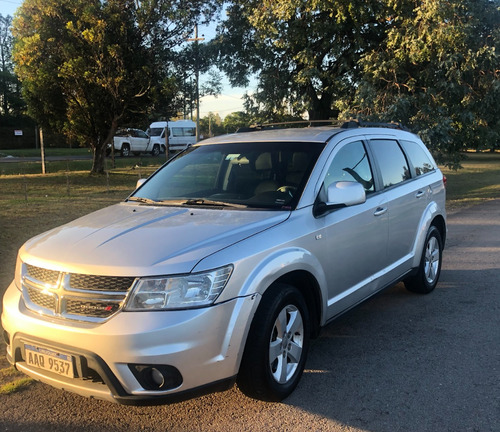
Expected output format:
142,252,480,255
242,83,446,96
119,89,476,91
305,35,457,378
109,128,156,157
147,120,197,154
2,122,446,404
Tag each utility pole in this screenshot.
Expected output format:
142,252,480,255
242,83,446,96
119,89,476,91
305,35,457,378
187,24,204,142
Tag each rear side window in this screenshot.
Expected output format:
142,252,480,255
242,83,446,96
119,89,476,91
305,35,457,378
400,140,435,176
370,140,410,189
172,127,196,137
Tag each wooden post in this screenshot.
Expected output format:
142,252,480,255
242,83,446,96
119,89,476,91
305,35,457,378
39,127,46,174
165,122,170,161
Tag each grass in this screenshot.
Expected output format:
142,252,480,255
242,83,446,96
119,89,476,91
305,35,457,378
0,147,90,158
0,366,33,395
0,151,167,176
441,152,500,213
0,150,499,393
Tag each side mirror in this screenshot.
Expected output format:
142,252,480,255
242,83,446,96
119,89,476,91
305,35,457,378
327,181,366,206
314,181,366,217
135,178,146,189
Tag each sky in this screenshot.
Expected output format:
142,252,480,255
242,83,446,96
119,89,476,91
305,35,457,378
0,0,251,119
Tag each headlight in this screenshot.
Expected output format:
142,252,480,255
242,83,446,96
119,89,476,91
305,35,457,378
125,266,233,311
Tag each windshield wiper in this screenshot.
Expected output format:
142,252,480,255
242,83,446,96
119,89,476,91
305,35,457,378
127,196,161,205
127,196,185,206
183,199,247,209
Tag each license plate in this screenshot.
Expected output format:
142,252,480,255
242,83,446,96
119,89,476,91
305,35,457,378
24,344,75,378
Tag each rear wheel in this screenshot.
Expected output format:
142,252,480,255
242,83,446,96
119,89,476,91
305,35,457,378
237,283,310,401
405,225,443,294
121,143,130,157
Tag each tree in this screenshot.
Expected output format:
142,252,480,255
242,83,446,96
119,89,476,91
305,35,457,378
349,0,500,165
215,0,389,120
222,111,254,133
0,14,24,117
12,0,220,173
199,111,224,137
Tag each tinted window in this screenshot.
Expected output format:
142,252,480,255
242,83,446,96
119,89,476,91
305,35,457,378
171,127,196,137
323,141,374,194
134,142,324,210
148,127,163,137
400,140,435,176
370,140,410,188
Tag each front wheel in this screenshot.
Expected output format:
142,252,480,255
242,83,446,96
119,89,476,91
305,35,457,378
405,225,443,294
237,283,310,401
151,144,160,157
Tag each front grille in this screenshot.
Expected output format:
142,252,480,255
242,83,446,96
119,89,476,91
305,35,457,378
22,264,136,323
26,265,59,286
64,298,122,319
27,286,57,311
69,274,135,292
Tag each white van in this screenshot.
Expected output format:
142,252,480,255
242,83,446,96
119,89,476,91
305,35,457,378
147,120,197,153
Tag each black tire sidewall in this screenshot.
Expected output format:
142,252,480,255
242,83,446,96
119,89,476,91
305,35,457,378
406,225,443,293
121,144,130,157
238,283,310,401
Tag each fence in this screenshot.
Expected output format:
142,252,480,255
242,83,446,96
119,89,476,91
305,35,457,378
0,126,67,150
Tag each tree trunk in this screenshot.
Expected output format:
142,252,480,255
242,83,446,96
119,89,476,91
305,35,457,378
90,143,107,174
305,85,335,120
90,117,119,175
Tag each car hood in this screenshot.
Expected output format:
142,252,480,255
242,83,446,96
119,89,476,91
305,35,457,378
20,203,289,276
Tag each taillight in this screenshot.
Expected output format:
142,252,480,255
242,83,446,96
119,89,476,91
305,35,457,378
443,175,447,187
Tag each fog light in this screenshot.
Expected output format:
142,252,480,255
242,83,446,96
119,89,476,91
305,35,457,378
129,364,183,391
150,368,165,387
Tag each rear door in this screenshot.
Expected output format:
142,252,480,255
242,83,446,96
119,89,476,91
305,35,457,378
367,138,428,272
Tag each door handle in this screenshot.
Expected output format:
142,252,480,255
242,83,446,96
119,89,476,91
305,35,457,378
374,207,387,216
415,190,425,198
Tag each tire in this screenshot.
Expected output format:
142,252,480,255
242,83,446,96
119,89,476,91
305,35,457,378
121,143,130,157
405,225,443,294
151,144,160,157
237,283,310,401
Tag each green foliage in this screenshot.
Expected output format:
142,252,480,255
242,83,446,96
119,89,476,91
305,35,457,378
349,0,500,165
222,111,254,133
215,0,388,120
0,14,25,117
12,0,220,174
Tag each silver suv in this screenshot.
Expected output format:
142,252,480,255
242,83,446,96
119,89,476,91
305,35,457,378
2,123,446,404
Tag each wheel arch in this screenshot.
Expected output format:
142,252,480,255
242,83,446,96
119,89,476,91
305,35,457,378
411,202,447,268
273,270,322,339
431,214,446,248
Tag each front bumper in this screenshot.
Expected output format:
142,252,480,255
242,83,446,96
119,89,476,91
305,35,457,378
1,280,259,404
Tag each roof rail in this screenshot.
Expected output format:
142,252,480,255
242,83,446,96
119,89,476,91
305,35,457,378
236,119,343,133
236,119,409,133
340,119,409,131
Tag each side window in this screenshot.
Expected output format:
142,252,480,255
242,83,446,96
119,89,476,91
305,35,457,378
370,140,410,189
400,140,435,176
323,141,375,194
184,127,196,137
172,127,183,137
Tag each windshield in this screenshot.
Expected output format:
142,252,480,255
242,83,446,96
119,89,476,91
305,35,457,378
130,141,324,210
149,127,164,137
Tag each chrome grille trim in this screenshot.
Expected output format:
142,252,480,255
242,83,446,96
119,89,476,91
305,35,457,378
26,264,60,286
21,264,137,323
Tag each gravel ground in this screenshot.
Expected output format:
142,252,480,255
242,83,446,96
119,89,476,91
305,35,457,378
1,200,499,432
